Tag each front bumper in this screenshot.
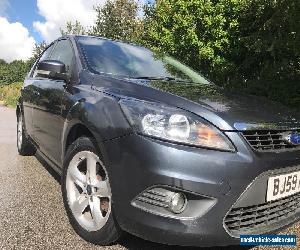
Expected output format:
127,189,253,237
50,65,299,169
103,132,300,247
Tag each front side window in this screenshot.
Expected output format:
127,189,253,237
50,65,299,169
76,36,210,85
32,44,54,77
49,39,74,74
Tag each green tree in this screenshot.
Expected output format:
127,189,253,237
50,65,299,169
27,41,47,68
0,60,28,85
142,0,243,85
0,42,47,86
60,20,87,36
237,0,300,81
143,0,300,85
229,0,300,109
90,0,143,43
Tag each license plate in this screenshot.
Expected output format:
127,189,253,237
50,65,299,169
266,171,300,202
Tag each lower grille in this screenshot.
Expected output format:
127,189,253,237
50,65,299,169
224,192,300,237
131,186,216,219
135,188,170,208
242,130,300,151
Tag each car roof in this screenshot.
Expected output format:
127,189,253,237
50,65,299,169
59,35,141,48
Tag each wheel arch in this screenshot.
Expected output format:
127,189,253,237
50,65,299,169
65,123,96,151
61,101,107,165
62,120,104,163
61,93,131,164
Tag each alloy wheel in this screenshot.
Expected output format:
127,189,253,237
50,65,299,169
66,151,112,232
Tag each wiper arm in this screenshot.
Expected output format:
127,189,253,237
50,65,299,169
129,76,176,81
128,76,196,84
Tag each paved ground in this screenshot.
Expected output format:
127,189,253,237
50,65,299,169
0,104,298,249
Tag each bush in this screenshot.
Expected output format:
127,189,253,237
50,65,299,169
0,60,29,86
0,82,22,107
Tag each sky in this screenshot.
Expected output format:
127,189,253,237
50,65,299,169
0,0,108,62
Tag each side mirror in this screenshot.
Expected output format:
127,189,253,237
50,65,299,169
36,60,69,82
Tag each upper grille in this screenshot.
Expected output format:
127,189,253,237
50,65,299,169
242,130,300,151
224,191,300,237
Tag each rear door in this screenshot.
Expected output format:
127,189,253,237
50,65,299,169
33,39,75,165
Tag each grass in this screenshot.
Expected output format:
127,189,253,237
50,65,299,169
0,82,22,108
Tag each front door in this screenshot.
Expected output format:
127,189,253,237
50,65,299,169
33,39,75,165
22,44,55,138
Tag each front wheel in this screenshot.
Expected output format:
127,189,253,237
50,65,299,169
61,137,121,245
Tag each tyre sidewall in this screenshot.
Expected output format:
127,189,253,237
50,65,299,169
61,137,120,245
17,112,36,156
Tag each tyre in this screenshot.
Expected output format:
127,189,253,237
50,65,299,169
61,137,121,245
17,112,36,156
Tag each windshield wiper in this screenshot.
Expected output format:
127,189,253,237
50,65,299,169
129,76,176,81
127,76,197,84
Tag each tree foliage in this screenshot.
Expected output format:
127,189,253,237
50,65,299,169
60,21,87,36
0,60,28,85
143,0,300,85
141,0,300,109
27,41,47,68
89,0,143,43
0,41,47,86
142,0,243,84
237,0,300,81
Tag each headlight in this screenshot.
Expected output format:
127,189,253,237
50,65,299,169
119,99,235,151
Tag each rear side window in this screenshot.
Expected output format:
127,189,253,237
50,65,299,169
49,39,74,74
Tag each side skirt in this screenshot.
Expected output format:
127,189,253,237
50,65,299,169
36,149,62,176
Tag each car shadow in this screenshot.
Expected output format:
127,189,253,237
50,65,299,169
35,154,253,250
35,152,61,184
118,232,253,250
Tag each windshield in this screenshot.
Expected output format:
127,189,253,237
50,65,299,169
76,36,210,85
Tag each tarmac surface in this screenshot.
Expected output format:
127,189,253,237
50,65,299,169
0,104,298,249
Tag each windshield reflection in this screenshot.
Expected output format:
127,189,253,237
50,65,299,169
76,36,211,85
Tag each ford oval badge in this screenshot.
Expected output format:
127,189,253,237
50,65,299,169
283,132,300,145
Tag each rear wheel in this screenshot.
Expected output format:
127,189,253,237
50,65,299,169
61,137,121,245
17,112,36,156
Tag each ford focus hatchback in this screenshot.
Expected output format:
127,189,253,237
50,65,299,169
17,35,300,246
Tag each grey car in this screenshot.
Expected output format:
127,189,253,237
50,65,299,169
16,35,300,246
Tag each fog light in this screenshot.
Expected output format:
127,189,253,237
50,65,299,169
169,192,187,214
